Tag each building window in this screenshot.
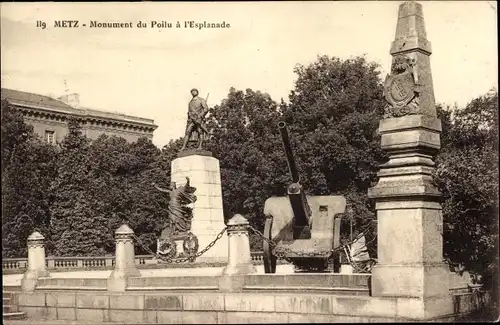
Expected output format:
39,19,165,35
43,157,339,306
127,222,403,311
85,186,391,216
45,130,55,144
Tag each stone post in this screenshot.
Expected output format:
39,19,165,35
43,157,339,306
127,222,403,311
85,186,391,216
219,214,256,292
21,231,50,292
222,214,256,275
368,1,452,319
107,224,140,292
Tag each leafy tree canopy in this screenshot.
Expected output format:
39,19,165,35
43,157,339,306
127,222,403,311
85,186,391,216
435,90,499,296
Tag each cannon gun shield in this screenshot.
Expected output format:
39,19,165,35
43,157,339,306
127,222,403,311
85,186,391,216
263,195,346,273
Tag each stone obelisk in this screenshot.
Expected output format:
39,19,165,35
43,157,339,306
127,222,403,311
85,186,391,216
368,1,452,319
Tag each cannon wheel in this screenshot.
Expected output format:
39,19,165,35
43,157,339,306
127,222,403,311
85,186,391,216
263,217,277,273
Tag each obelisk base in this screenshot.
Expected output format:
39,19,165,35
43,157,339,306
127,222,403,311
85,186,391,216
171,153,228,263
367,112,454,319
371,262,451,297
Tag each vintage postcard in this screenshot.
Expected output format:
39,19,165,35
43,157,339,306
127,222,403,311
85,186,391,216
1,1,498,324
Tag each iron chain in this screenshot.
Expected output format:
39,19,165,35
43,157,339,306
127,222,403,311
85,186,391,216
248,221,376,264
132,227,227,264
132,220,376,270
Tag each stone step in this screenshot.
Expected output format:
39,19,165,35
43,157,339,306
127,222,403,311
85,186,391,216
3,287,22,320
3,285,22,291
242,285,370,296
3,291,15,298
3,320,114,325
3,292,17,303
3,287,22,298
2,311,26,320
3,304,19,313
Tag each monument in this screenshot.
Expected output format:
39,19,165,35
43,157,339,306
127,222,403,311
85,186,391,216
153,177,200,259
165,88,228,262
368,1,453,319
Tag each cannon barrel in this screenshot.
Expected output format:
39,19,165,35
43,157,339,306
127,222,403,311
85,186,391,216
277,121,312,234
278,121,300,183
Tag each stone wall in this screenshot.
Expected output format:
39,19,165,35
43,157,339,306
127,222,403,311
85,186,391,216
25,117,69,143
83,125,153,143
24,117,154,144
14,289,477,324
9,272,483,324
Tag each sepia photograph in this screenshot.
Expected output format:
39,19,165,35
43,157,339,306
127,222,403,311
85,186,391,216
1,1,498,323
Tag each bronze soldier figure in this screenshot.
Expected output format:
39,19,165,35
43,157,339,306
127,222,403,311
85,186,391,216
180,88,210,151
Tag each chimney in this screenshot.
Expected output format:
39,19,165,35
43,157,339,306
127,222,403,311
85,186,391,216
58,79,80,108
58,93,80,108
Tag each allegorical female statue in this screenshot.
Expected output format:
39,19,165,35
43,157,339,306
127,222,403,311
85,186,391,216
152,176,197,236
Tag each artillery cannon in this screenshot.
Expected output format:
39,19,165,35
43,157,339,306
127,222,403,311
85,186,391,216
262,121,346,273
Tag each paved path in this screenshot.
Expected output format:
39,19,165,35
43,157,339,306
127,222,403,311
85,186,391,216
3,265,294,286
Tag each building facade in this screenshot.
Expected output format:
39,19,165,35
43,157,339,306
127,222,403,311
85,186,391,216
1,88,157,144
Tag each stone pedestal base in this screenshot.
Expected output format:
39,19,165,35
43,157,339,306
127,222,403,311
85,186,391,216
369,200,449,299
222,263,256,276
395,295,455,320
171,153,228,263
107,268,141,292
174,239,184,257
371,263,450,298
156,237,189,259
21,270,50,292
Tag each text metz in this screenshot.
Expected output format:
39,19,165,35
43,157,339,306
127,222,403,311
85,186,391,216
54,20,79,28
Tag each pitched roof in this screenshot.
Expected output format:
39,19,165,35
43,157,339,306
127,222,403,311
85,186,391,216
1,88,75,111
1,88,157,128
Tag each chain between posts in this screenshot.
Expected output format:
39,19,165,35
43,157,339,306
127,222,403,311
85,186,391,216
247,221,377,265
132,227,227,264
132,220,376,270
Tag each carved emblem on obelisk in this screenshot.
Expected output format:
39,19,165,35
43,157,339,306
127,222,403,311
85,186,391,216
383,55,421,118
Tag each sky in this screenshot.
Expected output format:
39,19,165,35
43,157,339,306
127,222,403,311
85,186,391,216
1,1,497,148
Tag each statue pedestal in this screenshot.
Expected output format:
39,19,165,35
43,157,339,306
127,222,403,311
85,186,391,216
156,233,191,259
368,115,454,318
171,153,228,263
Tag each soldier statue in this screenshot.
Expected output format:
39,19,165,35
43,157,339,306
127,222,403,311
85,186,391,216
180,88,210,151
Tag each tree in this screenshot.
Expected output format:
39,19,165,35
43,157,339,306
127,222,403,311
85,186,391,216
126,137,170,254
84,134,134,254
280,55,387,252
49,118,102,256
49,126,171,256
1,100,33,175
1,100,58,257
204,88,283,249
435,90,499,304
